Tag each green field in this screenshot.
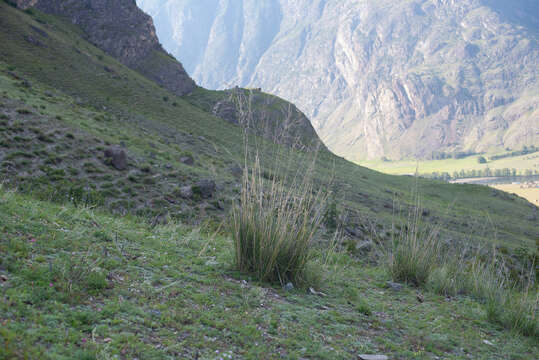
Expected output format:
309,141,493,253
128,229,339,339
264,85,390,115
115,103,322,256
358,153,539,177
357,152,539,204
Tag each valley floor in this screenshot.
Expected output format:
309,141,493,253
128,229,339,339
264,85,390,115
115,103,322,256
491,183,539,206
0,188,537,360
358,155,539,204
358,153,539,177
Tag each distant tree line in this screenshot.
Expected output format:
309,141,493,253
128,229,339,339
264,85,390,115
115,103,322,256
429,150,480,160
422,168,539,181
428,145,537,162
489,145,537,161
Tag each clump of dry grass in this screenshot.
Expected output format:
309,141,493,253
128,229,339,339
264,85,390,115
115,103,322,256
385,193,442,287
231,155,327,286
422,232,538,337
463,255,537,337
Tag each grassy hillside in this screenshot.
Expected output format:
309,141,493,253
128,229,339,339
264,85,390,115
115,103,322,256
1,188,537,359
0,4,537,358
0,2,537,251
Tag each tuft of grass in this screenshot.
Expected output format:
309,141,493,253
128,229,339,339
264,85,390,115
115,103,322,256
16,108,32,115
463,255,538,337
381,181,538,337
426,240,538,337
355,299,372,316
506,287,538,337
385,199,442,287
427,262,465,296
231,155,326,286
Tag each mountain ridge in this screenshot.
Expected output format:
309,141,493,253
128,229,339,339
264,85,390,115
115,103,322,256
15,0,196,96
139,0,539,160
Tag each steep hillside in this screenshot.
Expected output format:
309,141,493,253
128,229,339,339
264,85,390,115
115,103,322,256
0,3,537,357
16,0,196,96
0,2,537,250
2,189,538,359
139,0,539,160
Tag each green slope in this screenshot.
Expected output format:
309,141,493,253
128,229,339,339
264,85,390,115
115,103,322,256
0,2,537,252
1,188,537,359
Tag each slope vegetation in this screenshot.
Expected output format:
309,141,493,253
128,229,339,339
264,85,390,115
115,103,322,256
0,3,538,359
0,2,537,250
1,188,538,359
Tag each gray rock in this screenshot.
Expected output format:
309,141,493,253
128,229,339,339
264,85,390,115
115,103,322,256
283,282,294,291
212,100,238,124
387,282,403,291
179,186,193,199
180,156,194,166
104,147,127,170
194,179,216,199
359,356,388,360
228,165,243,178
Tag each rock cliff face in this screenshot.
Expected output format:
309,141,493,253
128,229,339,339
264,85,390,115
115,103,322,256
138,0,539,160
18,0,195,96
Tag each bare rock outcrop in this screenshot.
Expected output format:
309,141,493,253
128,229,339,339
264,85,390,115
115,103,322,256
17,0,195,96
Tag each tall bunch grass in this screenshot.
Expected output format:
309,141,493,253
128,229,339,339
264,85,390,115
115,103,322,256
231,155,327,286
386,195,442,286
427,244,538,336
506,287,538,337
464,255,537,336
382,180,537,337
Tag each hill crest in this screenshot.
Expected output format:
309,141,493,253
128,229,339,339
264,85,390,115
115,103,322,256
16,0,196,96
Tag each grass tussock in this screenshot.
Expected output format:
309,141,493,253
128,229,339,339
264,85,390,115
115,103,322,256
231,155,327,286
386,198,442,287
382,181,537,337
461,255,537,337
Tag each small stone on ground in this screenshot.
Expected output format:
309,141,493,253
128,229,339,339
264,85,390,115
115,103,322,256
358,355,388,360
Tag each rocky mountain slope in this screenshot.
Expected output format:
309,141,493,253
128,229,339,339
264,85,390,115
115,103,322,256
1,0,537,248
1,3,537,358
138,0,539,160
10,0,322,150
16,0,196,96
